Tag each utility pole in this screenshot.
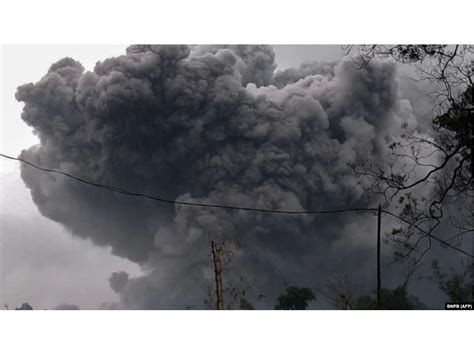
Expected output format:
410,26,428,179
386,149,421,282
377,204,382,309
211,241,224,310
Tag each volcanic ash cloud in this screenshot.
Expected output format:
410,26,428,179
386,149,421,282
16,45,415,309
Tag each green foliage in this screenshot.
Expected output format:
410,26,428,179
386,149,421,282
432,259,473,303
274,286,316,310
354,287,427,310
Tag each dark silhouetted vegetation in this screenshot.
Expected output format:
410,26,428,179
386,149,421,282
15,302,33,310
354,287,427,310
275,286,316,310
432,259,473,303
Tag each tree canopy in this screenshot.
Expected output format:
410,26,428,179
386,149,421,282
274,286,316,310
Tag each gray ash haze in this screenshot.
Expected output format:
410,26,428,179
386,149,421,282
8,45,463,309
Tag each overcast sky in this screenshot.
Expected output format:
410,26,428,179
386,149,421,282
1,45,348,309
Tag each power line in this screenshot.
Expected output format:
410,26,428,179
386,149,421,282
0,153,376,215
382,210,473,258
2,152,472,258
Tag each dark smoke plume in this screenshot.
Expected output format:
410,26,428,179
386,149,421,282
17,45,422,309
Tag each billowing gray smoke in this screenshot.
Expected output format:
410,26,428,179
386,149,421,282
16,45,418,309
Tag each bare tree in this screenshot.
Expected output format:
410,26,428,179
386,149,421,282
323,273,356,310
346,45,473,271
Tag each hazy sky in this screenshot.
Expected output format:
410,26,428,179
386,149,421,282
1,45,346,309
1,46,138,309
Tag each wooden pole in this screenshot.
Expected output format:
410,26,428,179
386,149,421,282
211,241,224,310
377,204,382,309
